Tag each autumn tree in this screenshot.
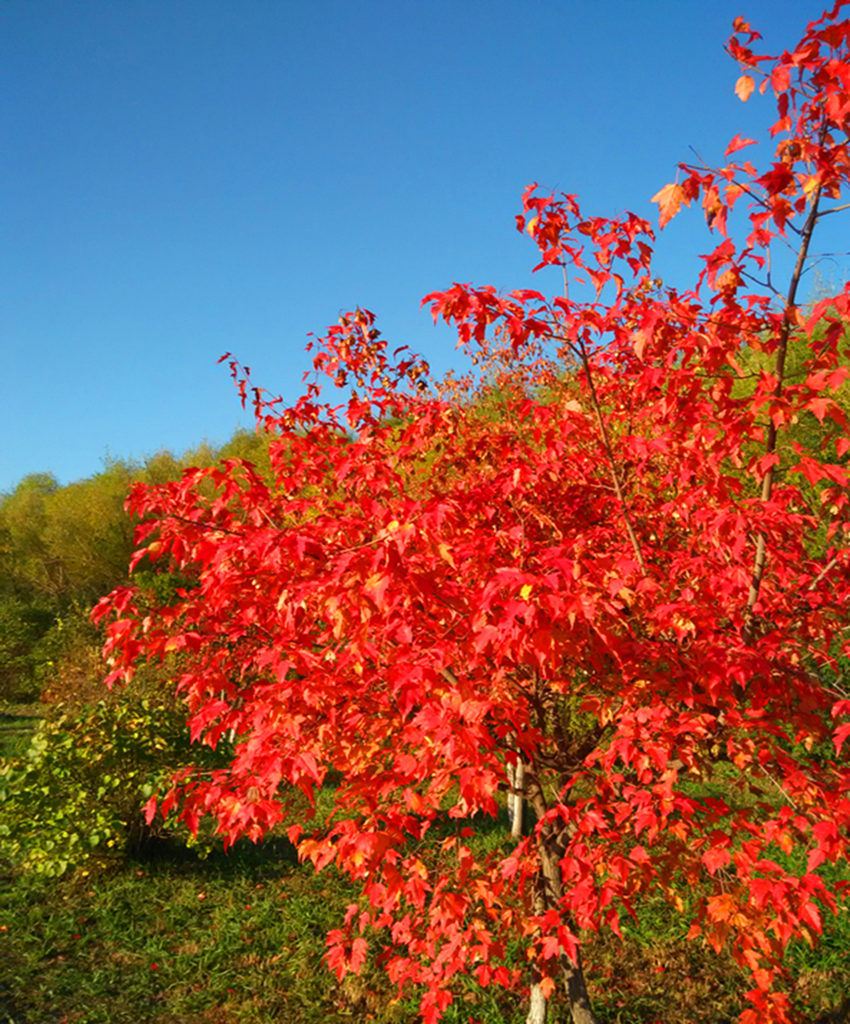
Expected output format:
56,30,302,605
96,7,850,1024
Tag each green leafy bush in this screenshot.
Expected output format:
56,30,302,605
0,693,231,877
0,595,54,701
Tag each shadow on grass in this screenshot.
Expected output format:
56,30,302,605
0,711,43,758
130,830,301,880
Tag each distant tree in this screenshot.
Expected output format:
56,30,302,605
0,473,61,601
40,462,138,605
0,432,275,703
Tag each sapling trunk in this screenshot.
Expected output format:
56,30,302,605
511,757,525,840
526,766,599,1024
526,980,547,1024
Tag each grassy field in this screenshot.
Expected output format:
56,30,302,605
3,824,849,1024
2,701,848,1024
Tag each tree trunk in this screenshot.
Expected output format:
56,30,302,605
510,757,525,839
522,712,602,1024
537,839,597,1024
526,981,547,1024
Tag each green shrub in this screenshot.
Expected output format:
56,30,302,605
33,602,105,707
0,693,231,877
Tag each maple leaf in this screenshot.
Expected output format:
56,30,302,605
651,182,689,228
702,846,731,876
834,722,850,753
725,133,758,157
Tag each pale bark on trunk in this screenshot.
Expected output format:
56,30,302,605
526,981,547,1024
510,758,525,840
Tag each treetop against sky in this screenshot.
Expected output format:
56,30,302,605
2,0,837,493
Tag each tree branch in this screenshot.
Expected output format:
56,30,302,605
744,181,823,637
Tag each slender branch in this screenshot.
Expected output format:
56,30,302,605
744,181,824,634
740,270,783,297
166,513,242,537
576,339,647,572
807,555,838,592
440,666,460,687
758,763,798,808
815,202,850,216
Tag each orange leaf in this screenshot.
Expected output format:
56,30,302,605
651,183,688,228
633,328,651,361
735,74,755,102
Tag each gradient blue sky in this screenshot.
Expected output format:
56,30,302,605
2,0,840,492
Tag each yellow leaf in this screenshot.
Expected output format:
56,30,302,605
437,542,456,568
520,584,533,600
672,613,695,636
803,174,821,197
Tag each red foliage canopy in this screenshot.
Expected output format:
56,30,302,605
95,7,850,1022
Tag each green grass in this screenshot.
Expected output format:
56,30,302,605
0,831,535,1024
3,829,849,1024
2,706,848,1024
2,837,366,1024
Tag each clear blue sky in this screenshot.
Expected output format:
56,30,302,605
2,0,839,493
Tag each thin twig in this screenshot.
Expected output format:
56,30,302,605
558,267,646,572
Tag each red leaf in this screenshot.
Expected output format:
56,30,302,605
143,795,158,825
725,134,758,157
703,846,731,875
834,722,850,753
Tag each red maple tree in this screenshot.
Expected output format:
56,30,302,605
95,7,850,1023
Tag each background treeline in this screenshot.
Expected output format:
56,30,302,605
0,429,271,705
